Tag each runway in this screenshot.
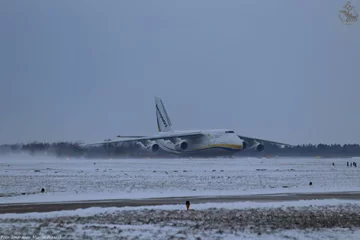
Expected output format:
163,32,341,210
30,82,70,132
1,191,360,214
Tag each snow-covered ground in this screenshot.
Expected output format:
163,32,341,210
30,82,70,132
2,155,360,239
1,200,360,240
1,154,360,203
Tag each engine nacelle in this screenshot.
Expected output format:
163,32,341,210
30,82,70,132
174,140,188,151
149,143,160,152
253,142,264,152
139,141,160,152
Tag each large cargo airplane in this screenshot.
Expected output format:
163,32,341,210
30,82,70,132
84,97,290,156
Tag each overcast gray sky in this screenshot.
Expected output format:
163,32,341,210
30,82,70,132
0,0,359,145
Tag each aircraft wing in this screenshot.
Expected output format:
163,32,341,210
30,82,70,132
237,135,292,147
84,132,204,147
115,135,145,138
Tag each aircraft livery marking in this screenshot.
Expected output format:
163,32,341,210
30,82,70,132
156,104,168,127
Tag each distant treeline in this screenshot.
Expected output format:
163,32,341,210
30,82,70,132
241,143,360,158
0,142,360,158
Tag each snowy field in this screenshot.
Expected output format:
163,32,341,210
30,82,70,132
2,154,360,239
1,154,360,203
1,200,360,239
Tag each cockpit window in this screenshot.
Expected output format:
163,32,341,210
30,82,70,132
225,131,234,133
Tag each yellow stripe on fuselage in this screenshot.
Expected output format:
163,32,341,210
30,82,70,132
197,143,243,151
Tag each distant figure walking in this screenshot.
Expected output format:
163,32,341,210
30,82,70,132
332,162,335,166
347,162,349,167
350,162,353,167
354,162,357,168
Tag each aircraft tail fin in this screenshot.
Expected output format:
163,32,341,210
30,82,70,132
155,96,173,132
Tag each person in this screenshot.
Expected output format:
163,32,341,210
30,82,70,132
186,201,190,210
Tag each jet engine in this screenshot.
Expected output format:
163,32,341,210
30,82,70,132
149,143,160,152
139,141,160,152
174,140,188,151
252,141,264,152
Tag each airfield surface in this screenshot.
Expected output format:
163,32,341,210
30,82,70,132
1,155,360,203
2,191,360,214
1,199,360,239
1,155,360,239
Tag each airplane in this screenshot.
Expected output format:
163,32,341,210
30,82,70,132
83,97,291,157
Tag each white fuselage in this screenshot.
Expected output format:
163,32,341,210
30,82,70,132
154,129,244,155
